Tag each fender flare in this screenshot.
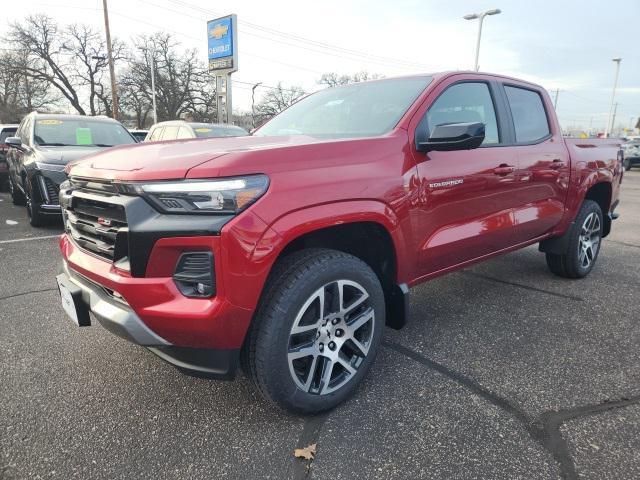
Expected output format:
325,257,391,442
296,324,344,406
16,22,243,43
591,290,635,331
255,199,408,276
250,200,412,329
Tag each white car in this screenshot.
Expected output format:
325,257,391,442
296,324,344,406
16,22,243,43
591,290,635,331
623,140,640,170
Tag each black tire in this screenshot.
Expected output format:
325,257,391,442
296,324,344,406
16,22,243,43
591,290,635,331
25,179,46,227
624,158,632,171
545,200,603,279
242,248,385,414
9,177,26,206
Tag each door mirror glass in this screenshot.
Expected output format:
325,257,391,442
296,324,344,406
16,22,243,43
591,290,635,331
418,122,485,152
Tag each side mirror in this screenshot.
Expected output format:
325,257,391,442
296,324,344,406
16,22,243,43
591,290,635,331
418,122,485,152
5,137,24,151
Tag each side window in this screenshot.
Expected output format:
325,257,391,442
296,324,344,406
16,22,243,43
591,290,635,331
504,86,550,143
427,82,499,145
148,127,163,141
148,127,162,141
176,126,192,139
160,126,179,141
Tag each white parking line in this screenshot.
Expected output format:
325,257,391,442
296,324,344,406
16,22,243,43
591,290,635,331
0,234,60,245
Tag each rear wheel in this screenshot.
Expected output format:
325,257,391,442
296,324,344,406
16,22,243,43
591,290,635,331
242,249,385,414
546,200,603,279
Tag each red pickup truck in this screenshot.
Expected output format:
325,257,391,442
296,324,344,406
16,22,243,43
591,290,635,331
56,72,623,413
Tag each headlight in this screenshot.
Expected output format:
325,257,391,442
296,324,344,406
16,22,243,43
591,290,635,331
124,174,269,214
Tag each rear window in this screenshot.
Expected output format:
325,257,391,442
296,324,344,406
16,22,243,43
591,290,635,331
193,125,248,138
505,86,550,143
0,128,17,143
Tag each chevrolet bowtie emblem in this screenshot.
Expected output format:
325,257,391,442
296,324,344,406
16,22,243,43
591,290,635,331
209,23,229,39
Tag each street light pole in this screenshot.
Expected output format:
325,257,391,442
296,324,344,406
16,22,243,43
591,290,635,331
102,0,119,120
604,58,622,138
464,9,501,71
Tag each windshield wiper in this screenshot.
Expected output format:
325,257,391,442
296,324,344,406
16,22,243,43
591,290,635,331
38,142,73,146
88,143,114,147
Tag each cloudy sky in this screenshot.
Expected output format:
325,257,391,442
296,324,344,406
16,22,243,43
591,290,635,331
3,0,639,131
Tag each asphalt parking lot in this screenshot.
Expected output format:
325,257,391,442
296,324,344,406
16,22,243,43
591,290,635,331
1,172,639,480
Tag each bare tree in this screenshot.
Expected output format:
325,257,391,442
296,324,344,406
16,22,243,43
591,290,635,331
0,50,58,122
121,33,212,123
318,71,383,87
65,24,126,116
8,15,87,114
254,83,305,122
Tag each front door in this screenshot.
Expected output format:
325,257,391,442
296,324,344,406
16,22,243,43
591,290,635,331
411,80,523,276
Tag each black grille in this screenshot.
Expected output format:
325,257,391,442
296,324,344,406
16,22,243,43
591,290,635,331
41,177,59,205
65,197,127,261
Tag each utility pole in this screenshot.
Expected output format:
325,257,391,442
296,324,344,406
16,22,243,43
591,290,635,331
102,0,119,120
553,88,559,110
149,53,157,124
463,9,501,71
604,58,622,138
251,82,262,128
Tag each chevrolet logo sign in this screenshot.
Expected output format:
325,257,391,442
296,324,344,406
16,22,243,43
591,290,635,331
209,23,229,39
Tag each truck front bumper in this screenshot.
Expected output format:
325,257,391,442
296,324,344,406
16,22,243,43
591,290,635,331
58,259,240,379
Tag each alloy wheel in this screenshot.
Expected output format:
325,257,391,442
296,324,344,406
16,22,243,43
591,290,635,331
287,279,375,395
578,212,601,269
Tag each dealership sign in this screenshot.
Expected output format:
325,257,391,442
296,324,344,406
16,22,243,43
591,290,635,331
207,14,238,72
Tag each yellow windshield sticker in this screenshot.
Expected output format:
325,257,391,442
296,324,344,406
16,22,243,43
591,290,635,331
76,128,93,145
37,119,63,125
195,128,213,133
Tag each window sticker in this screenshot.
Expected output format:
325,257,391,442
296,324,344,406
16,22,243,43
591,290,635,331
76,128,93,145
194,128,213,133
37,119,63,126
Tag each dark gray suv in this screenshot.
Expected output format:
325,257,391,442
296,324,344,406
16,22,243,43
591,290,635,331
6,113,136,226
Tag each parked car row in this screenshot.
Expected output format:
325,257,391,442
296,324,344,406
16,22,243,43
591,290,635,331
3,115,249,225
0,124,19,190
622,138,640,170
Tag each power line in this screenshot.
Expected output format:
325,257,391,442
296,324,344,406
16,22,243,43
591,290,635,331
138,0,421,72
167,0,432,71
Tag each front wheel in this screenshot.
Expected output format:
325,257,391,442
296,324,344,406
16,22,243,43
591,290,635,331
546,200,603,279
25,179,46,227
242,249,385,414
9,177,26,205
624,158,632,171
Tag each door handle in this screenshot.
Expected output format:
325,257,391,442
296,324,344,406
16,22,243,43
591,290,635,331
549,159,564,170
493,164,515,175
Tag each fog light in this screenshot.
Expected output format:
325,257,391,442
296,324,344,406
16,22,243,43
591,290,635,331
173,252,215,298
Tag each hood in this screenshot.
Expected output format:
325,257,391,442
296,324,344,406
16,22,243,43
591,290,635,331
68,135,329,181
37,146,103,165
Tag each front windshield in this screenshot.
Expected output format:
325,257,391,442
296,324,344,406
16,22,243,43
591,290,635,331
193,125,249,138
255,76,432,139
34,118,136,147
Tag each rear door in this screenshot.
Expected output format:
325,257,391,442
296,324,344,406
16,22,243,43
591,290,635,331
500,84,570,240
410,78,524,275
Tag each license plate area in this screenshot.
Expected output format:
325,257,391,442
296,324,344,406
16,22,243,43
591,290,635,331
56,274,91,327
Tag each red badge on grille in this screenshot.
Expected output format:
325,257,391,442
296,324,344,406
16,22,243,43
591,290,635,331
97,217,112,226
